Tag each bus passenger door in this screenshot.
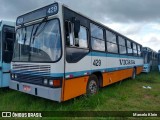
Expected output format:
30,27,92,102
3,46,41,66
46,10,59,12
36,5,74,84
63,20,91,101
1,26,15,87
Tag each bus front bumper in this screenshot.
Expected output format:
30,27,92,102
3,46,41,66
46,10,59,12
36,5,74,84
9,80,62,102
142,64,150,73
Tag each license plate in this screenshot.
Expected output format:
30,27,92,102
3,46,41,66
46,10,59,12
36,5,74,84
23,85,31,92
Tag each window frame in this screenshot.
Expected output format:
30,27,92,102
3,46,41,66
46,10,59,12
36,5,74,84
90,23,105,52
132,42,138,56
78,25,89,49
118,36,127,55
106,29,118,54
13,18,63,63
126,40,133,56
65,20,89,50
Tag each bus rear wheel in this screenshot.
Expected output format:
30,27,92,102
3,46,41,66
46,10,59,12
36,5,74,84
86,75,99,95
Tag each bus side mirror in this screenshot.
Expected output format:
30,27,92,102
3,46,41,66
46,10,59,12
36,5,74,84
74,20,80,34
3,50,13,63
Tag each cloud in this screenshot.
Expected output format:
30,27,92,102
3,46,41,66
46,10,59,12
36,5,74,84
128,33,160,51
0,0,160,51
1,0,160,23
57,0,160,23
105,22,144,35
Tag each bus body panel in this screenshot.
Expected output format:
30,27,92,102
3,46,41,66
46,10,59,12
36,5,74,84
10,59,65,102
1,63,10,87
0,20,15,87
64,51,143,101
10,80,62,102
63,76,89,101
10,4,65,101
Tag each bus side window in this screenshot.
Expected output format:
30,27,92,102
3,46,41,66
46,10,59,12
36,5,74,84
3,26,15,63
106,30,118,53
4,31,15,51
127,40,133,56
132,43,138,56
78,26,88,48
65,21,88,49
91,23,105,51
137,45,141,57
118,36,127,55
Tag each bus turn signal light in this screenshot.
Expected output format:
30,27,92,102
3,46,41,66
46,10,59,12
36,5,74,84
53,80,61,87
49,80,61,87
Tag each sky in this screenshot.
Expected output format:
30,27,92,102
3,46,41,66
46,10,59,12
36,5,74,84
0,0,160,51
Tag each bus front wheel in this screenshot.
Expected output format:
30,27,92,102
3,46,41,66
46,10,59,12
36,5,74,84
86,75,99,95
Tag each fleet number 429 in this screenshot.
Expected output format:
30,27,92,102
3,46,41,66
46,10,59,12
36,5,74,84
93,59,101,66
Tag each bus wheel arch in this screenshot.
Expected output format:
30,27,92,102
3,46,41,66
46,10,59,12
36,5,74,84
132,67,137,79
86,72,103,95
92,72,103,88
86,74,99,95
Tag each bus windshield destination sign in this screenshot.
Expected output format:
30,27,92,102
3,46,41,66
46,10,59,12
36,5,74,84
16,3,58,26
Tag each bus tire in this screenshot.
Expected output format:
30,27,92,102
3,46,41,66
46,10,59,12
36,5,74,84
132,68,136,79
86,75,99,96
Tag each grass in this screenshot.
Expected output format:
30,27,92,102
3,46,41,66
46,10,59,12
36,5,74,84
0,71,160,119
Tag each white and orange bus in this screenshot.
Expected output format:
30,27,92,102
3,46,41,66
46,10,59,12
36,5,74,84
9,2,143,102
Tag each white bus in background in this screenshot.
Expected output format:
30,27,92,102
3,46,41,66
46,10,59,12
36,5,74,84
142,47,158,73
0,20,15,87
158,50,160,72
9,2,143,102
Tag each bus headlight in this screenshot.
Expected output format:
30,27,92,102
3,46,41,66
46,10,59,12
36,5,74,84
49,80,53,86
15,74,18,79
11,74,15,79
49,80,61,87
43,79,48,85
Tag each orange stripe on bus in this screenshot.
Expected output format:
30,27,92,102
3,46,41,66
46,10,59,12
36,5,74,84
63,76,89,101
136,67,143,75
102,68,133,86
102,67,143,86
62,66,143,101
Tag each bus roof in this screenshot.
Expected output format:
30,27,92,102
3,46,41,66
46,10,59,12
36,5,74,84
0,20,15,30
16,1,142,46
142,47,157,53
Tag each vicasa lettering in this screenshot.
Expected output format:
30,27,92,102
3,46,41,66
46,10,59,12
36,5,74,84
119,59,135,65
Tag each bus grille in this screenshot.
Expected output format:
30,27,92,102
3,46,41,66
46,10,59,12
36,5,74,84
15,74,44,85
12,64,51,75
12,64,51,86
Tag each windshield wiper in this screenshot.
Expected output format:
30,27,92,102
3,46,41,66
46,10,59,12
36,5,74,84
32,17,48,44
28,17,48,61
23,27,27,44
28,25,35,61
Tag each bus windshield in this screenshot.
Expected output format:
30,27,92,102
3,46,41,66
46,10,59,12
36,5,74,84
13,19,61,62
143,52,152,64
143,52,148,64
